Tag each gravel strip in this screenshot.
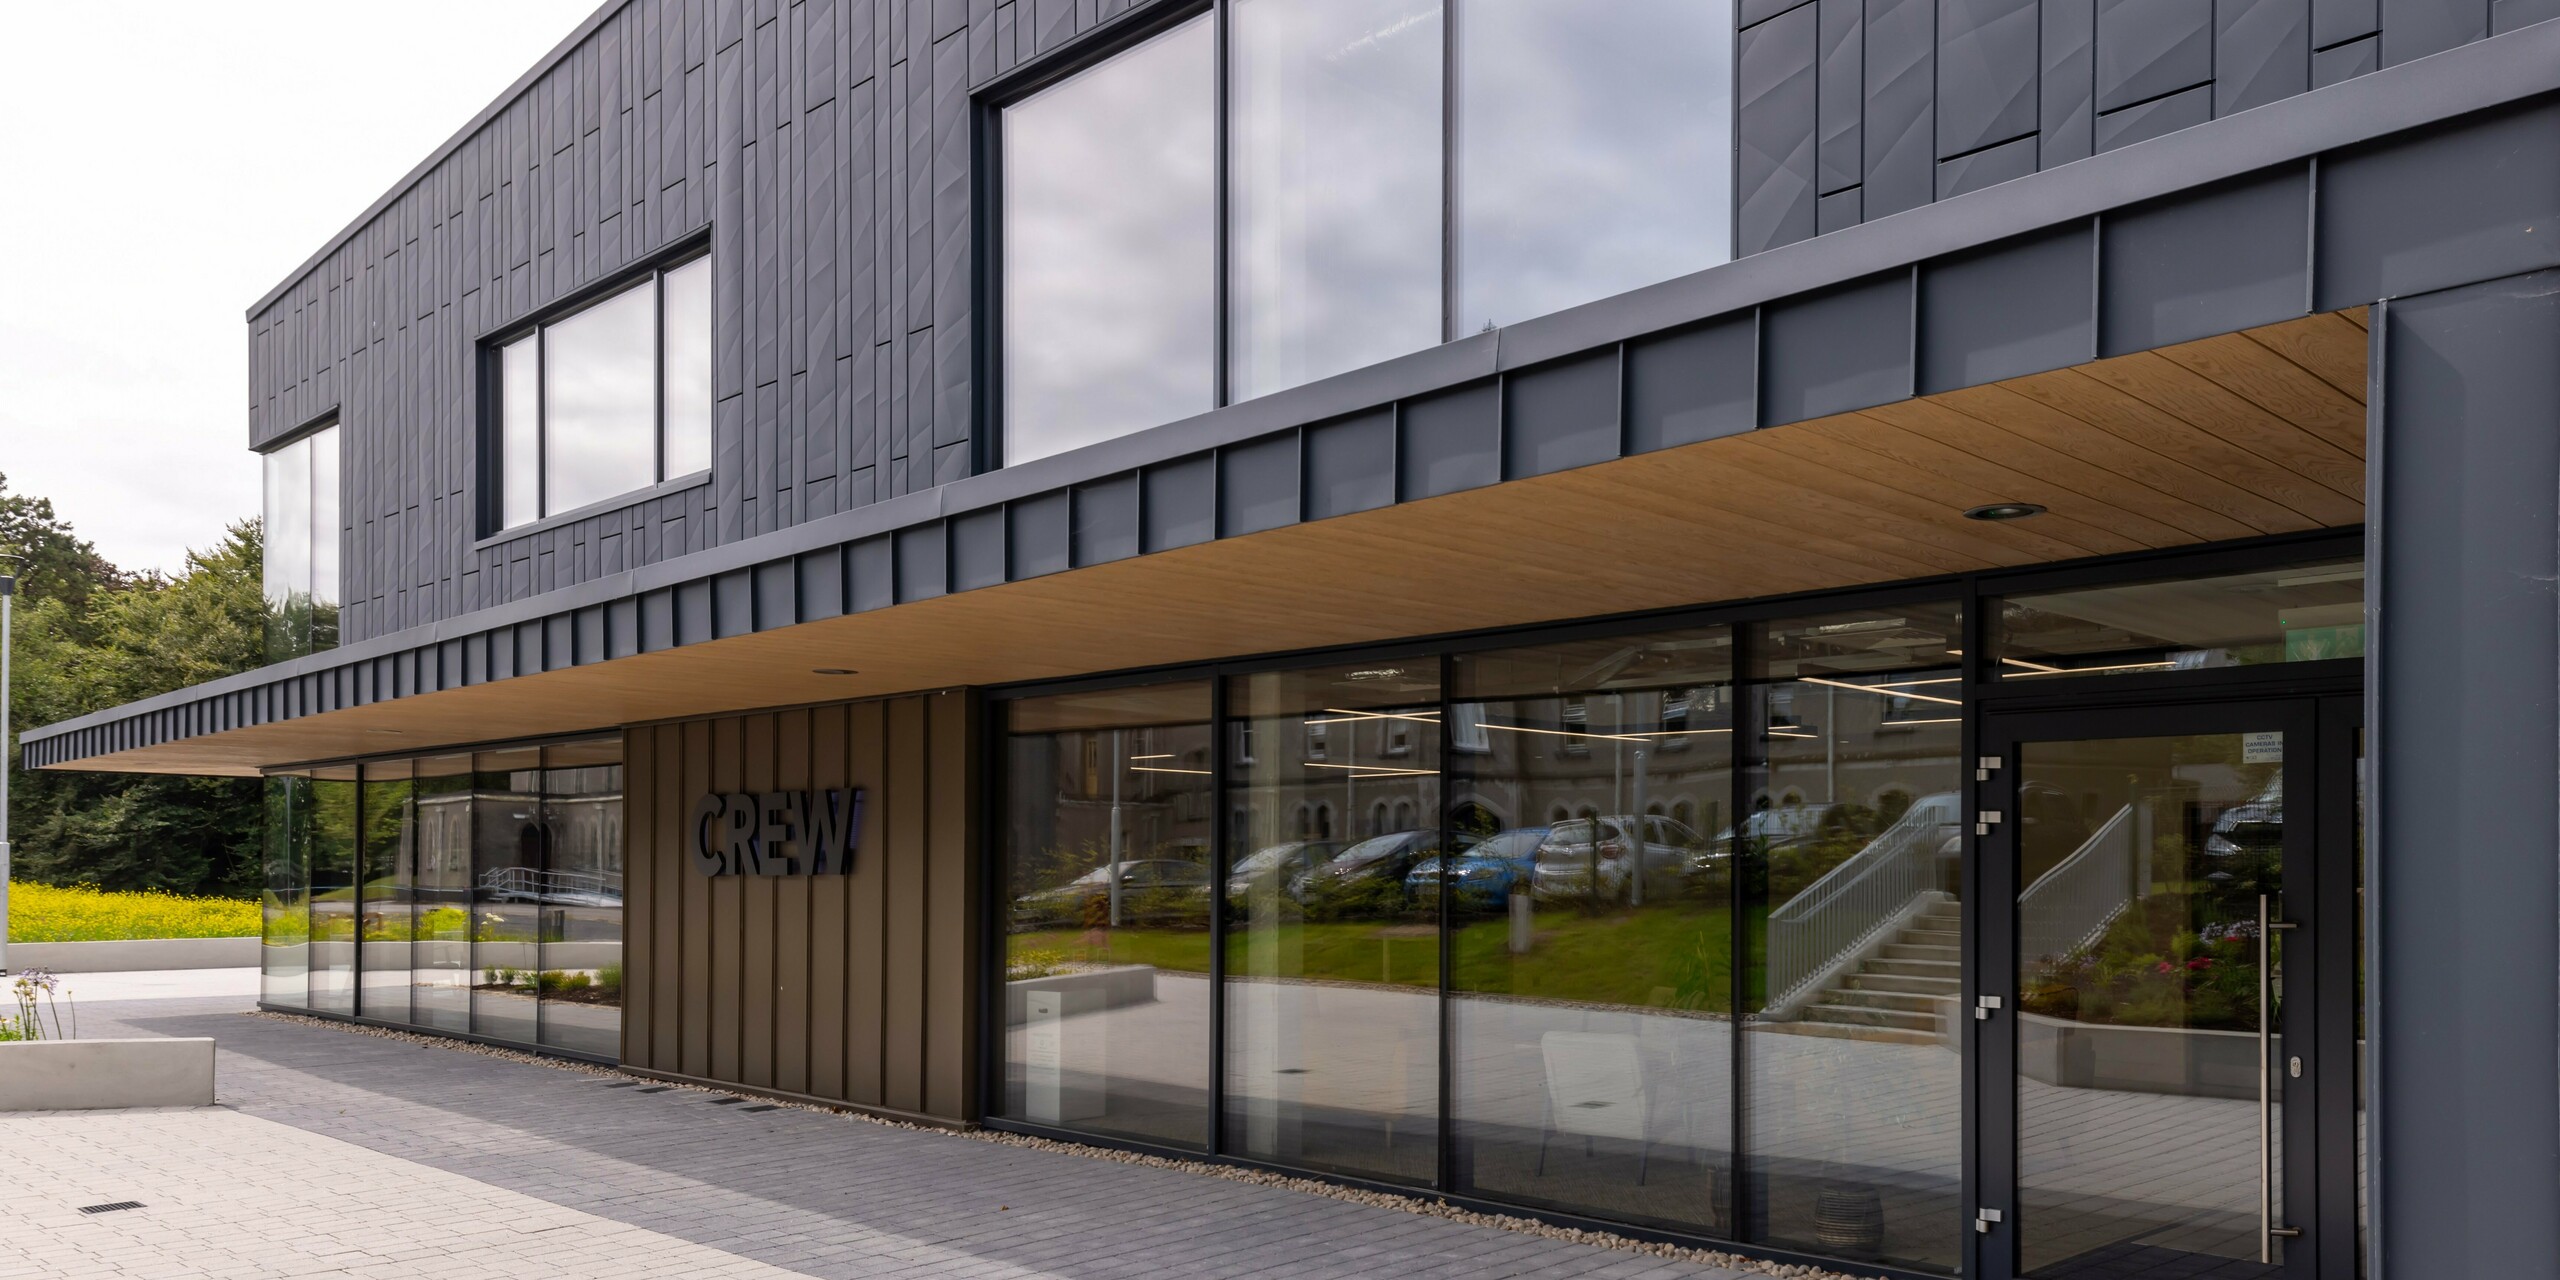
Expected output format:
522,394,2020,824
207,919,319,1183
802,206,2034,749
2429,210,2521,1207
245,1009,1885,1280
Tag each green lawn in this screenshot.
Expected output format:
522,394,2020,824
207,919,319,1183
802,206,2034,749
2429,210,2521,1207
1009,903,1763,1010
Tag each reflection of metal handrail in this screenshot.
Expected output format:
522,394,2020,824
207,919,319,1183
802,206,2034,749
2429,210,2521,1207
1764,797,1955,1011
2018,804,2137,964
477,865,623,903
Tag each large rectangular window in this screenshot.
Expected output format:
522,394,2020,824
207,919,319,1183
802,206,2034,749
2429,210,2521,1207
260,421,339,663
491,254,711,530
1001,1,1734,462
1002,15,1216,465
1000,684,1216,1150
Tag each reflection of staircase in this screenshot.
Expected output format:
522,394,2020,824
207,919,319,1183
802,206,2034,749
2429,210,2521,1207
1783,901,1962,1047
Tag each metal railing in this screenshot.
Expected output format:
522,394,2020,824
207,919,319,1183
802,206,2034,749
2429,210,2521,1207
2017,804,2137,965
476,865,624,904
1764,798,1958,1012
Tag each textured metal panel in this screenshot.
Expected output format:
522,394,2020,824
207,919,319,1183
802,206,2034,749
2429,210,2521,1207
2316,101,2560,310
752,559,797,631
1399,381,1501,500
2380,0,2487,64
1626,314,1757,453
1936,132,2038,198
1919,222,2095,391
1007,490,1071,578
1862,0,1937,219
797,546,846,620
1760,272,1914,424
850,536,896,612
894,522,948,599
676,580,715,646
1818,0,1865,194
715,568,756,638
1141,454,1215,553
1070,474,1139,566
2101,164,2309,354
2095,0,2215,113
2494,0,2560,32
2312,0,2378,46
2312,32,2379,86
2217,0,2311,115
1937,0,2040,158
1741,0,1817,25
2094,82,2214,153
1503,351,1621,480
2376,271,2560,1280
1217,433,1300,538
1303,409,1396,521
1739,3,1821,254
1819,187,1863,233
950,507,1007,591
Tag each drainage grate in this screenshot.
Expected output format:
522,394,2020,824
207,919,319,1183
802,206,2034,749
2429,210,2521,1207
78,1202,145,1215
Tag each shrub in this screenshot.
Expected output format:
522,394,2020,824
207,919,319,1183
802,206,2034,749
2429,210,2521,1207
1007,948,1070,981
8,881,260,942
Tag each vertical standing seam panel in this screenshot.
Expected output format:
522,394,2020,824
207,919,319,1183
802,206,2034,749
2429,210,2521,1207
652,722,686,1071
623,727,654,1066
924,690,975,1120
740,711,780,1087
847,699,890,1103
679,717,715,1078
809,702,853,1100
707,715,745,1082
883,695,930,1112
775,706,815,1095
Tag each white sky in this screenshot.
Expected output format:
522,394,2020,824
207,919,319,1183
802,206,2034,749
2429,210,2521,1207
0,0,600,577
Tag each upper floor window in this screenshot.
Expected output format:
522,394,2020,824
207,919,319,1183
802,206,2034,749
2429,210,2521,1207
262,420,340,663
492,254,712,530
999,0,1733,466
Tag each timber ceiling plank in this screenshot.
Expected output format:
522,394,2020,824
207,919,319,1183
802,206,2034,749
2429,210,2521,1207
2075,350,2366,504
1858,395,2240,544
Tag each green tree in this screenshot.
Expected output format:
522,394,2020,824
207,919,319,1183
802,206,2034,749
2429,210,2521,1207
6,483,267,897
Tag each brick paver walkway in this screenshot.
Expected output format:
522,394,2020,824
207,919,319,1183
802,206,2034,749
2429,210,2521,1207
13,982,1836,1280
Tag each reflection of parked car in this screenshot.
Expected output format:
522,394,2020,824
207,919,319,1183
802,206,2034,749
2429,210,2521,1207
1012,859,1209,927
2205,776,2283,860
1294,830,1478,911
1531,816,1704,901
1407,827,1549,910
1225,840,1346,902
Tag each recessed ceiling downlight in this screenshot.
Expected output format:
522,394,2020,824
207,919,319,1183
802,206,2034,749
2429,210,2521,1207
1964,502,2047,522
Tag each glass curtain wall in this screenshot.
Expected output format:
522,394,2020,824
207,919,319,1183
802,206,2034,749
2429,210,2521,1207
359,760,415,1025
471,747,546,1045
261,423,339,662
1740,604,1966,1271
412,754,475,1032
1225,660,1445,1184
538,739,626,1058
1447,629,1735,1233
260,775,310,1008
999,683,1217,1149
305,764,360,1018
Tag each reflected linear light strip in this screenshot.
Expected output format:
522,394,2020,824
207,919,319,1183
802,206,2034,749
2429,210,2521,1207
1475,722,1733,743
1306,708,1441,725
2000,656,2178,677
1865,676,1960,689
1300,762,1437,777
1131,765,1212,776
1883,717,1962,726
1766,729,1820,740
1797,675,1963,707
1131,753,1174,761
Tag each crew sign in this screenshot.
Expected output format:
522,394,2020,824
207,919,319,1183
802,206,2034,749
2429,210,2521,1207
691,789,864,876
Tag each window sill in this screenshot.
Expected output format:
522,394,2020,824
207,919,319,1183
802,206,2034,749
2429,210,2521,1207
474,469,712,552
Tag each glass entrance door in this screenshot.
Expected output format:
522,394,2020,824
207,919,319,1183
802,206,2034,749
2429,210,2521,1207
1979,700,2356,1280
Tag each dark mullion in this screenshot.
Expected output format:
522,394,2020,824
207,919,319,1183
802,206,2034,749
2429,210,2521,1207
1958,576,1988,1280
1439,0,1456,345
1207,674,1230,1156
1435,651,1456,1192
534,325,549,522
1212,0,1231,409
1728,622,1753,1241
654,267,669,483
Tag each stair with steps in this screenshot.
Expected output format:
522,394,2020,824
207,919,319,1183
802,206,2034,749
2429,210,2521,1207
1773,902,1962,1047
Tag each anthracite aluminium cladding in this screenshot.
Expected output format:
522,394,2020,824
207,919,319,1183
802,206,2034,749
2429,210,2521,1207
25,26,2560,774
249,0,2542,658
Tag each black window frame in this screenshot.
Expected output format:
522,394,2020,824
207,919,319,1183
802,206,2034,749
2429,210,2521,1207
479,245,712,537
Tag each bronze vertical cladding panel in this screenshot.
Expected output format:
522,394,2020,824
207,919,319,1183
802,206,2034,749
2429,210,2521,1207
621,727,654,1065
650,723,685,1070
923,690,978,1121
678,717,714,1078
707,715,744,1083
740,712,779,1089
774,706,814,1095
807,703,852,1100
882,695,929,1114
846,698,890,1103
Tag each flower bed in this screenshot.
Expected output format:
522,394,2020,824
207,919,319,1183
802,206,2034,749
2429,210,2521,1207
7,881,260,943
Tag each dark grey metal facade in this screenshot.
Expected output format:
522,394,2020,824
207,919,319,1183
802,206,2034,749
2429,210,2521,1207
1735,0,2557,254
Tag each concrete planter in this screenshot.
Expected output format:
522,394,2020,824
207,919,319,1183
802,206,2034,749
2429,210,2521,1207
1003,965,1157,1027
0,1038,217,1110
2017,1012,2273,1101
7,937,259,973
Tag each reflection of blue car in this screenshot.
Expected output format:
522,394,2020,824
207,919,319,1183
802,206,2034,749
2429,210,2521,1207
1406,828,1549,909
